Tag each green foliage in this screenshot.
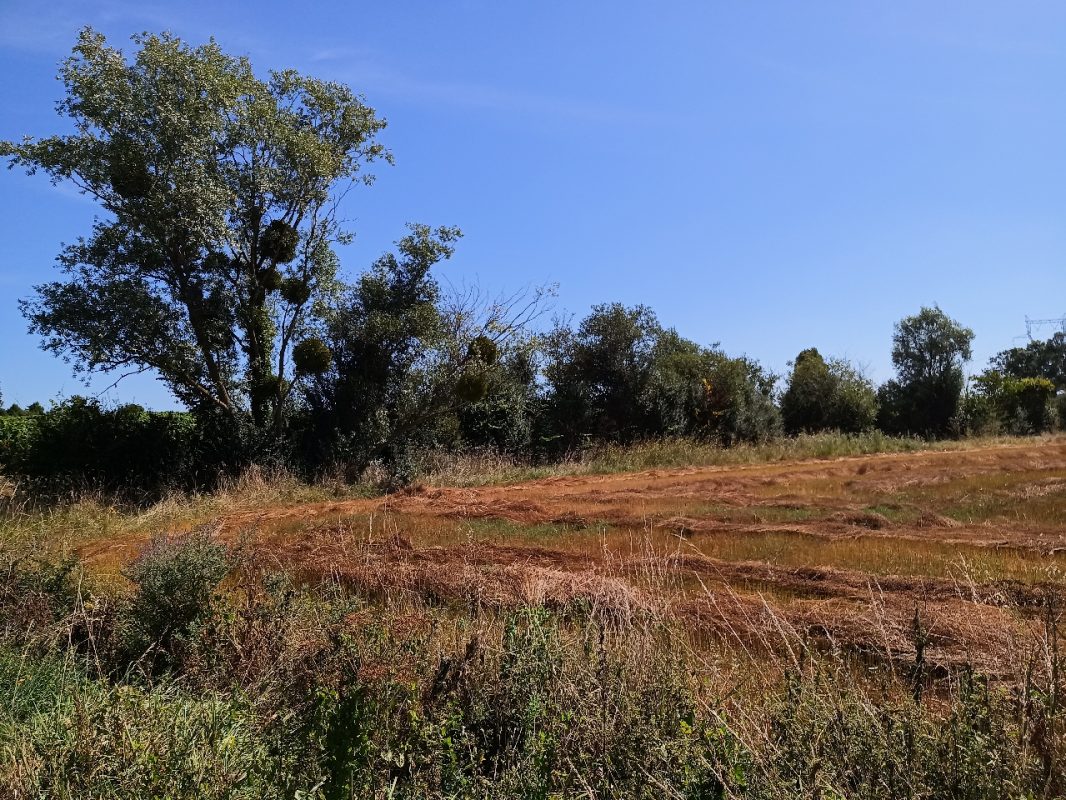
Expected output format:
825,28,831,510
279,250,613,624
544,303,661,446
543,304,779,451
260,220,300,264
302,224,461,473
830,359,880,431
0,651,274,799
978,333,1066,434
293,338,333,375
967,370,1057,435
0,647,73,723
457,343,542,453
0,414,40,473
879,306,974,437
3,28,388,430
992,332,1066,390
755,666,1036,798
781,348,878,434
250,374,286,403
280,277,313,305
0,401,44,417
454,371,490,403
781,348,832,433
641,329,718,437
386,608,732,799
257,265,284,291
120,531,230,673
0,550,79,637
0,397,202,499
466,334,499,365
698,351,782,445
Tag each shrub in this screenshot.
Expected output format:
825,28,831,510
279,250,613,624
699,353,781,445
120,530,230,673
0,398,277,500
0,414,40,473
967,371,1057,435
0,549,78,641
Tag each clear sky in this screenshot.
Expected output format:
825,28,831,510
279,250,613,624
1,1,1064,409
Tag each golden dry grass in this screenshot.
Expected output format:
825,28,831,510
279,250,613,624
5,435,1066,676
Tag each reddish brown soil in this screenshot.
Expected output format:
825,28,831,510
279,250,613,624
221,439,1066,553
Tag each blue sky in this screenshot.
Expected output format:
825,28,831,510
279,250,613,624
1,1,1064,408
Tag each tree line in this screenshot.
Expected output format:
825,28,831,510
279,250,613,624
2,302,1062,497
1,30,1062,497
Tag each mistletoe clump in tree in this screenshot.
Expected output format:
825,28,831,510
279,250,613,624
2,28,390,432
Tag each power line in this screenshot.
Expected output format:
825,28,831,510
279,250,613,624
1024,314,1066,341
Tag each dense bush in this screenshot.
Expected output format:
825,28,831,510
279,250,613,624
992,332,1066,390
0,414,39,477
542,303,664,448
119,531,231,675
0,398,280,500
541,304,780,452
967,371,1058,435
0,398,200,498
301,224,462,476
781,348,878,434
457,346,543,453
699,351,782,445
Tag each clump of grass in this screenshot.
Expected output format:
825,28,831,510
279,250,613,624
0,648,274,799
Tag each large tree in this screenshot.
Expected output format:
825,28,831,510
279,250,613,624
2,29,389,431
542,303,780,449
780,348,878,434
543,303,662,446
878,306,974,436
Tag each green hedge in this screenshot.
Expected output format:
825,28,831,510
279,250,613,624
0,398,203,498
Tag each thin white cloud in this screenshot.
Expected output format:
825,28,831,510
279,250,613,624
308,45,381,64
318,53,668,130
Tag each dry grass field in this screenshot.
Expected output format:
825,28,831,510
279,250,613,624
4,435,1066,798
59,435,1066,679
